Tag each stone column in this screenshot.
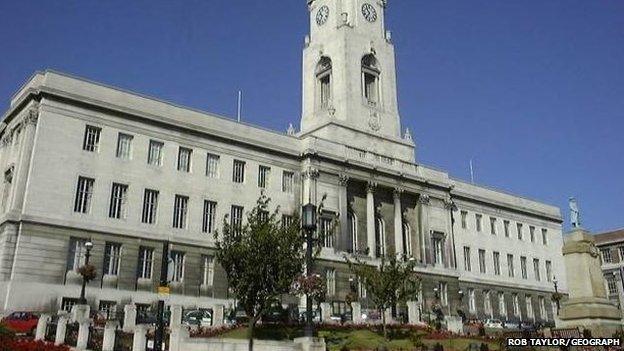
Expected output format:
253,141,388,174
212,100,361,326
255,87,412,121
338,174,350,252
123,304,137,333
351,302,362,324
132,324,148,351
169,305,183,329
35,313,50,341
393,188,404,257
417,195,430,264
366,181,377,258
76,321,90,350
102,321,119,351
8,104,39,212
55,315,68,346
407,301,421,325
212,304,224,326
302,167,319,205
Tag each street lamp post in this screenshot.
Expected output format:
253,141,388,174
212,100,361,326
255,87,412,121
78,240,93,305
302,203,317,338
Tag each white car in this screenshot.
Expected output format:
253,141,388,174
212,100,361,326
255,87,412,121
484,319,504,329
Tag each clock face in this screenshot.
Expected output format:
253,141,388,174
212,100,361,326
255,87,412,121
362,3,377,22
316,6,330,26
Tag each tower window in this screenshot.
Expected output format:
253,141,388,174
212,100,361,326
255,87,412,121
316,57,332,108
362,54,380,105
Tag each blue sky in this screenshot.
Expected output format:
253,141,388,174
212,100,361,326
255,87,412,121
1,1,622,233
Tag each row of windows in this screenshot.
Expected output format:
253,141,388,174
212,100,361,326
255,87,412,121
462,246,553,283
466,289,552,321
75,176,262,233
81,125,296,192
460,210,549,245
600,246,624,265
68,237,215,286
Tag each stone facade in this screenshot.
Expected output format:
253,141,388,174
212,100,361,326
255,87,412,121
594,228,624,320
0,0,565,325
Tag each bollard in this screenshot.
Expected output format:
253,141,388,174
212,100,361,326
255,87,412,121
169,305,183,329
55,315,68,346
35,313,50,341
76,321,90,350
132,324,148,351
102,321,119,351
212,305,224,326
351,302,362,324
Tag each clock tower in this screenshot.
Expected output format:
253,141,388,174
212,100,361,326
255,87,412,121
300,0,415,162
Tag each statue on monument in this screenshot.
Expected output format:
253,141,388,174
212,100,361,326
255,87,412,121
569,197,581,228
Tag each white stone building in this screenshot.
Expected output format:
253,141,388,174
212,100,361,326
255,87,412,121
0,0,566,323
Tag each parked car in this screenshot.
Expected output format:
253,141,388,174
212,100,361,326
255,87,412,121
183,309,212,327
484,318,504,329
519,321,536,331
261,305,288,324
1,311,39,335
504,320,520,329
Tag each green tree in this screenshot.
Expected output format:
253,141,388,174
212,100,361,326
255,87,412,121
347,254,420,340
214,194,305,351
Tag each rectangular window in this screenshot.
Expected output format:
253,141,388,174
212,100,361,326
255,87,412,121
507,254,515,278
517,223,523,240
202,255,215,287
463,246,471,272
601,249,612,264
490,217,497,235
493,251,501,276
607,275,618,295
530,226,536,243
74,177,95,213
504,220,510,237
99,301,117,320
116,133,133,159
82,125,101,152
170,251,185,283
432,236,445,265
282,171,295,193
206,153,220,178
108,183,128,219
258,165,270,188
137,247,153,280
61,298,80,313
475,214,482,232
282,215,294,228
499,292,506,318
202,200,217,234
461,211,468,229
546,260,552,282
326,269,336,296
321,217,333,248
478,249,486,274
67,237,87,271
141,189,159,224
521,256,528,279
172,195,189,229
103,242,122,276
177,147,192,172
147,140,163,166
484,290,492,316
468,288,476,312
363,72,378,104
232,160,246,183
533,258,540,281
513,294,520,317
231,205,244,235
542,229,548,245
539,296,546,320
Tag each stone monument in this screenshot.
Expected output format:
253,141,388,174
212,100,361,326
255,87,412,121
558,199,622,337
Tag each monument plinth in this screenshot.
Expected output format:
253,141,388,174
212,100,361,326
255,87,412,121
558,228,621,337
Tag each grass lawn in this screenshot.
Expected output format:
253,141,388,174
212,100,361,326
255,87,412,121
214,325,502,351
